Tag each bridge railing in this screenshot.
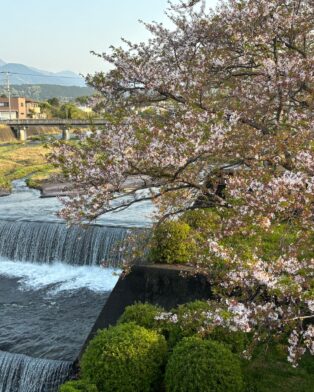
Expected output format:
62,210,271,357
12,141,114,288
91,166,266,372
0,119,108,127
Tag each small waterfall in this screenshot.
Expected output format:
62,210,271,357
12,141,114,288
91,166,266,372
0,219,147,391
0,351,72,392
0,220,139,268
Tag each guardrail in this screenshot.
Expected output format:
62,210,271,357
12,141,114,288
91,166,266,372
0,119,108,127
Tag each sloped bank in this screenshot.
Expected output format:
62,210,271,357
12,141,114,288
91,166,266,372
0,125,16,143
0,125,61,144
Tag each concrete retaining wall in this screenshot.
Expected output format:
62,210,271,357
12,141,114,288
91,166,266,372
0,125,62,143
0,125,16,143
27,126,61,136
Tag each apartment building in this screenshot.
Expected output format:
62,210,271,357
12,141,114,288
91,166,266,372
0,97,45,120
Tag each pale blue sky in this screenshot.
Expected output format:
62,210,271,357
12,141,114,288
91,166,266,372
1,0,218,76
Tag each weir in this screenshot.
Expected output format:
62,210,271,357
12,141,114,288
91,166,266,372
0,351,72,392
0,217,147,391
0,220,140,268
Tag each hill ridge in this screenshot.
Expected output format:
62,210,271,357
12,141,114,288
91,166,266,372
0,61,85,87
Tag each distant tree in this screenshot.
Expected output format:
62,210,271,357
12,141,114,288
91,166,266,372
38,102,53,119
47,97,60,107
56,103,90,119
75,96,90,106
39,102,51,111
40,101,89,119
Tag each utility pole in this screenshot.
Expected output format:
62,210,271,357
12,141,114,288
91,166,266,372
6,72,12,120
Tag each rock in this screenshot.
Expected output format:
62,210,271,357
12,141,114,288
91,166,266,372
39,176,153,198
0,190,10,197
39,182,74,198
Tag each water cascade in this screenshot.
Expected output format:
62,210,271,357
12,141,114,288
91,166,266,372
0,220,139,268
0,351,72,392
0,220,142,391
0,180,151,391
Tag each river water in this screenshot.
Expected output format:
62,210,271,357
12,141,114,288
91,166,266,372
0,180,153,391
0,178,153,226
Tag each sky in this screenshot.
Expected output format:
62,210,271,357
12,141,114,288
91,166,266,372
0,0,218,77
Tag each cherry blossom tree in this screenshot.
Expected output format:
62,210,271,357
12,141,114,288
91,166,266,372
50,0,314,364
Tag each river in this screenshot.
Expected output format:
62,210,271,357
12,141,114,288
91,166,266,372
0,180,153,391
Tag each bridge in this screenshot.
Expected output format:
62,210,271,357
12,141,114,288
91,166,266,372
0,119,108,127
0,119,108,141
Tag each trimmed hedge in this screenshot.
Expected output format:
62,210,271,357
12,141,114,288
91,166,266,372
165,337,243,392
81,322,167,392
208,326,247,354
59,380,98,392
118,303,164,330
118,301,247,354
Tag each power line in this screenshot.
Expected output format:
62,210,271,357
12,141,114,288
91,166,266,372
0,71,83,80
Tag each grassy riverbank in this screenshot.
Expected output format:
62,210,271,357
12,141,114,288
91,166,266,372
0,143,59,193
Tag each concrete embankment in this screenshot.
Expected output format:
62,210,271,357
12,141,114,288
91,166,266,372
0,125,16,143
0,125,61,143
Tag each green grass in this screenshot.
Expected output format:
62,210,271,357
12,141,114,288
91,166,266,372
243,344,314,392
26,165,60,188
0,143,59,192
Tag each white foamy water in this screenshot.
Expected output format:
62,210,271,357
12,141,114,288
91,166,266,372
0,259,120,294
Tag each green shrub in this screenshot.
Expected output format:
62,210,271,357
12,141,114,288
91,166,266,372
81,322,167,392
161,300,212,347
157,299,247,352
208,327,248,354
221,223,308,262
165,337,243,392
149,220,195,264
181,209,221,232
118,302,164,330
59,380,98,392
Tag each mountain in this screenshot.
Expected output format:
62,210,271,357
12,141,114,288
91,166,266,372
0,84,95,101
0,61,86,87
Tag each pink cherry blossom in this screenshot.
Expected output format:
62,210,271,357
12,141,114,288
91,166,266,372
50,0,314,364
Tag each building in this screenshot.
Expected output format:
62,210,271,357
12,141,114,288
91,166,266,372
25,99,46,119
77,105,93,113
0,97,46,120
0,97,24,119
